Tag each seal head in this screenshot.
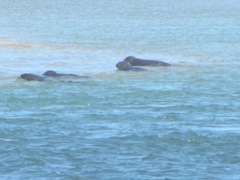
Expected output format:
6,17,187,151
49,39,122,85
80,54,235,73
43,70,58,76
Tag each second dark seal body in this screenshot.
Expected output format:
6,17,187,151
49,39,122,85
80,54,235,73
124,56,172,67
43,70,89,78
116,61,148,72
20,73,45,81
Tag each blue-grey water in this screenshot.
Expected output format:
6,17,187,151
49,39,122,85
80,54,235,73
1,0,240,179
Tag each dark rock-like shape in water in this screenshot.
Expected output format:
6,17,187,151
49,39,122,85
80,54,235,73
43,70,90,79
124,56,172,67
116,61,148,72
20,73,45,81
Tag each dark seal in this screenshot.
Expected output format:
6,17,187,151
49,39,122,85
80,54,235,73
20,73,45,81
124,56,172,66
116,61,148,72
43,70,89,78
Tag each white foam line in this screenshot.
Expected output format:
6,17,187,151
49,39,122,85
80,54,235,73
0,138,18,142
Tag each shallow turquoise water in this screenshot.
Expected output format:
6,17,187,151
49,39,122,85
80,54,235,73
1,0,240,179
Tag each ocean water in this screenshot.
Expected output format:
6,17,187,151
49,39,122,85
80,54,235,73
1,0,240,179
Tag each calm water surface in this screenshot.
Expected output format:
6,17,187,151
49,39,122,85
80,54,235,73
1,0,240,179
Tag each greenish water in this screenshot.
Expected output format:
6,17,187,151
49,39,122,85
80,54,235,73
1,0,240,179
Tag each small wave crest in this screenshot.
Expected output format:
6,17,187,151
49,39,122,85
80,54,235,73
0,38,93,52
0,38,33,49
0,138,18,142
